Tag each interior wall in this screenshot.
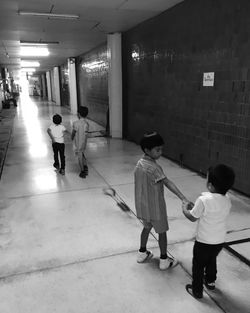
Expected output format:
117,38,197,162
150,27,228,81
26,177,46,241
76,43,109,127
122,0,250,195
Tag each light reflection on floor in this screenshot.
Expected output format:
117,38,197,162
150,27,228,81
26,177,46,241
19,75,48,158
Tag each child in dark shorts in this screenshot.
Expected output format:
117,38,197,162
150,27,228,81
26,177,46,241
47,114,67,175
182,164,235,299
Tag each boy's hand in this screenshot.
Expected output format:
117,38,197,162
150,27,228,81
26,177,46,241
182,201,197,222
182,200,194,211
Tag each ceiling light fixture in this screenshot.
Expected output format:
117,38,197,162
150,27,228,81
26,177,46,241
18,11,79,20
20,47,50,57
21,68,36,72
21,61,40,67
20,40,59,45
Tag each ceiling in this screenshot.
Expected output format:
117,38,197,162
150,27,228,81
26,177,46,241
0,0,184,79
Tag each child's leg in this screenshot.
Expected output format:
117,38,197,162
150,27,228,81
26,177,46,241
205,243,223,284
139,226,152,251
52,143,59,167
82,153,88,175
192,241,206,296
158,232,167,258
77,152,85,172
82,153,87,167
158,231,178,270
137,225,153,263
58,143,65,170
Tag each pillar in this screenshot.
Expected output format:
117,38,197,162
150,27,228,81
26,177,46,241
107,33,123,138
53,66,61,106
46,71,52,102
41,74,47,98
68,58,78,115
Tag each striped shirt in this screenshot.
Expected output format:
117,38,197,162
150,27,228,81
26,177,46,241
134,155,166,222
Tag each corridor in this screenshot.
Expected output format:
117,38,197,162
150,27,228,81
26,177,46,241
0,94,249,313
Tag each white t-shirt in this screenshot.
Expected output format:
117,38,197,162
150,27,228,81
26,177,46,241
49,124,66,143
190,192,231,244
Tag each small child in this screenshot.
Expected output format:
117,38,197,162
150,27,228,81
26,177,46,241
47,114,67,175
134,132,190,270
71,106,89,178
182,164,235,299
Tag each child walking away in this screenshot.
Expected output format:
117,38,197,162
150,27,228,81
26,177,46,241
134,132,190,270
47,114,67,175
71,106,89,178
182,164,235,299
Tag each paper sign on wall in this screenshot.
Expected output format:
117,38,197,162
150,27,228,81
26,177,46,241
203,72,214,86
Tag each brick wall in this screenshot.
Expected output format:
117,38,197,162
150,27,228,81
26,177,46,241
122,0,250,195
76,43,109,127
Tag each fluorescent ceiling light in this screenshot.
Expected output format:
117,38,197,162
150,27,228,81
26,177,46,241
21,61,40,67
20,47,49,57
20,40,59,45
21,68,36,72
18,11,79,20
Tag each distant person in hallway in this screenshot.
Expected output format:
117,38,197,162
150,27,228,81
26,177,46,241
47,114,67,175
134,132,190,270
71,106,89,178
182,164,235,299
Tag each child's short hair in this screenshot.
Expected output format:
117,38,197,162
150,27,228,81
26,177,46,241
207,164,235,195
53,114,62,125
78,106,88,117
140,132,164,152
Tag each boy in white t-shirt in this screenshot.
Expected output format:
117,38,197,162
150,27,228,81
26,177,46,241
182,164,235,299
47,114,67,175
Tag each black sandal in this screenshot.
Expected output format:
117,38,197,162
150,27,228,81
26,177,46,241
185,284,203,299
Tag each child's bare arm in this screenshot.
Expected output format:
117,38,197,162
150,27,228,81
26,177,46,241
71,129,76,140
182,202,197,222
163,177,188,202
47,128,55,142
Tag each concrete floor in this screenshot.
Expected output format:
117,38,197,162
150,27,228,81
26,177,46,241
0,93,249,313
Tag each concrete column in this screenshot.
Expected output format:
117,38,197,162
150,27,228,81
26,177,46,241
107,33,122,138
46,71,52,102
41,74,47,98
68,58,78,115
53,67,61,106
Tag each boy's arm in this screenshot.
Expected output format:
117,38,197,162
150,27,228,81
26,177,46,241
182,202,198,222
163,177,188,202
71,129,76,140
47,128,55,142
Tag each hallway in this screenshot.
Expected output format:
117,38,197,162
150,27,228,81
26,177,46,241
0,95,249,313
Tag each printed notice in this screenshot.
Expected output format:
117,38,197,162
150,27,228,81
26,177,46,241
203,72,214,86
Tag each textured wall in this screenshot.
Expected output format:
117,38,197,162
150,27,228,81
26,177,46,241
76,44,109,127
122,0,250,195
